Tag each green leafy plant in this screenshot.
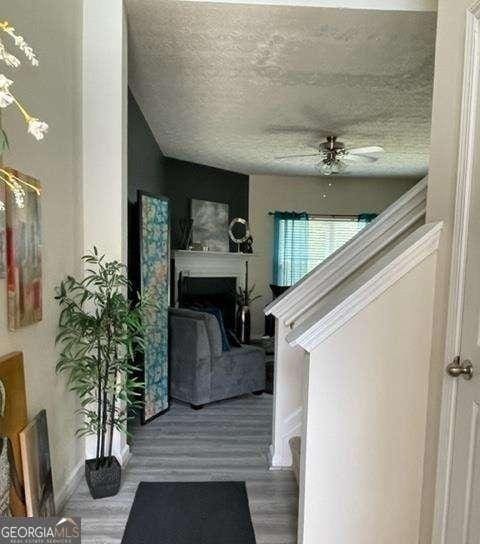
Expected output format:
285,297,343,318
55,248,152,468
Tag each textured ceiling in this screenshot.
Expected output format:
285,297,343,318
126,1,437,177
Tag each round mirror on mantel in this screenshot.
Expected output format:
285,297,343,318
229,218,250,253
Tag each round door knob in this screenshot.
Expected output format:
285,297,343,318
446,357,473,380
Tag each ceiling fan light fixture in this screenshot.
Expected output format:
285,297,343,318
317,158,346,176
276,135,385,175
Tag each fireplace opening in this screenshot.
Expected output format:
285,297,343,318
178,276,237,331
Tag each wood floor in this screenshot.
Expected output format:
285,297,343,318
63,394,298,544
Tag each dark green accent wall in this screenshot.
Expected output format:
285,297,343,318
128,91,249,289
128,90,167,293
128,90,167,202
165,158,249,251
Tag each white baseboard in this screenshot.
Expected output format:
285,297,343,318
119,443,131,467
268,444,292,471
270,407,303,469
56,459,84,513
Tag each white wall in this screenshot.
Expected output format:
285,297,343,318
421,1,470,541
300,254,437,543
82,0,129,463
83,0,127,262
0,0,83,507
270,320,304,468
0,0,128,508
269,179,427,469
249,174,418,335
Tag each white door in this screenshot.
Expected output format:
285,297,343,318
443,71,480,542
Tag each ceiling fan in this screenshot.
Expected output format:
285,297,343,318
275,136,385,175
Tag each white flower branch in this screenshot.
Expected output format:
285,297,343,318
0,21,38,66
0,19,48,148
0,19,48,208
0,39,20,68
0,168,41,208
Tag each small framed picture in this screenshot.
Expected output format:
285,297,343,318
20,410,55,517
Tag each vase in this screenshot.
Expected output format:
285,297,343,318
236,304,251,344
85,456,121,499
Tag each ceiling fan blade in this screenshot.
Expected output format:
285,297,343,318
343,154,378,163
348,146,385,155
275,153,320,160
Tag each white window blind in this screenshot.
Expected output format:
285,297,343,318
305,217,365,274
273,214,370,286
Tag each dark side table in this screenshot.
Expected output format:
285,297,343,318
250,336,274,394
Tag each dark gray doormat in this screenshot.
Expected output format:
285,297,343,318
121,482,257,544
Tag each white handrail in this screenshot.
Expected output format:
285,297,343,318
265,176,427,326
287,221,442,352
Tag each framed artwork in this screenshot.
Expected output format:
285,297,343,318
19,409,55,517
139,191,170,423
191,199,229,252
0,352,28,516
5,169,42,330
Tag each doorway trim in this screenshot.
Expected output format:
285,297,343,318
432,2,480,542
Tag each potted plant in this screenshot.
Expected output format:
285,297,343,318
55,248,151,499
235,261,261,344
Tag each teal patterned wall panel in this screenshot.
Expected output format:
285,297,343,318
139,192,170,422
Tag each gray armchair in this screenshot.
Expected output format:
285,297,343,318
169,308,266,409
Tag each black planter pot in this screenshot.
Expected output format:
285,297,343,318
85,456,121,499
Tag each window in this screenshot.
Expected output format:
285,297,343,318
305,217,365,272
273,213,373,287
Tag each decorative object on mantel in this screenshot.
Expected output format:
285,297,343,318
177,218,193,250
191,198,229,252
138,192,170,423
55,248,152,499
242,235,253,254
6,170,42,330
228,217,250,253
19,409,55,516
235,261,260,344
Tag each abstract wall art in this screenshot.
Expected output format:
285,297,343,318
191,198,229,252
139,192,170,423
5,169,42,330
0,351,28,516
19,409,55,517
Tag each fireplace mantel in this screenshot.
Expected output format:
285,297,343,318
174,250,254,260
172,250,256,305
